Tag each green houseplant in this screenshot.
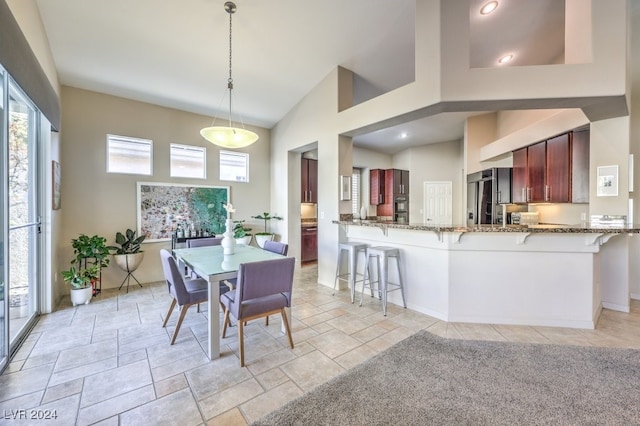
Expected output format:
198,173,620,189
108,229,146,290
233,220,252,245
62,234,109,306
251,212,283,248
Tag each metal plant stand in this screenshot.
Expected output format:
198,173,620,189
117,255,143,293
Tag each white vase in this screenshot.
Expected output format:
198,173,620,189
221,218,236,254
360,205,368,220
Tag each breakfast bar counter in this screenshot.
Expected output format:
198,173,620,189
333,220,640,329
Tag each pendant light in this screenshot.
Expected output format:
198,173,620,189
200,1,258,148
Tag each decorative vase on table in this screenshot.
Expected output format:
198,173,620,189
222,219,236,255
360,205,368,221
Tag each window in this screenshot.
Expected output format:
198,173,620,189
220,150,249,182
170,144,206,179
107,134,152,175
352,168,361,214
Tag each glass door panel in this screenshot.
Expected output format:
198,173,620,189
0,69,7,372
8,84,39,347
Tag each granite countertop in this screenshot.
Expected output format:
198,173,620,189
332,220,640,234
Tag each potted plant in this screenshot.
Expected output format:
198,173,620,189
68,233,110,298
61,263,100,306
108,228,146,284
233,220,253,245
251,212,283,248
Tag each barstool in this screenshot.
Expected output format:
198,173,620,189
360,246,406,316
333,242,369,303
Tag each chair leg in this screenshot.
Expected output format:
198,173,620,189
162,298,177,328
281,308,294,349
222,307,230,338
239,318,245,367
265,316,269,326
171,303,190,345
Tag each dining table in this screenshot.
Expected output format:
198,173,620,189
172,244,287,360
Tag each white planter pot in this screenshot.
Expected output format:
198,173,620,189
235,235,252,245
114,252,144,273
70,286,93,306
255,234,274,248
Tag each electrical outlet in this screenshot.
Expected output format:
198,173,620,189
320,211,325,219
581,212,587,221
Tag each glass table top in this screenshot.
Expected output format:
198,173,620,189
173,244,284,277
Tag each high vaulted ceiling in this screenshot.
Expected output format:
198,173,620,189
34,0,565,154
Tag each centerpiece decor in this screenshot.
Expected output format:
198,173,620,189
222,202,236,254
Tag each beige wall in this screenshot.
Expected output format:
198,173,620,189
60,86,271,291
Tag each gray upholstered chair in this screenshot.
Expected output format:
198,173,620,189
221,257,296,366
187,237,222,248
263,240,288,256
160,249,209,345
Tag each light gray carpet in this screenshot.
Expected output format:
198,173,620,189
253,331,640,425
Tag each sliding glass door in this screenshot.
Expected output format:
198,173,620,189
7,80,41,353
0,69,7,372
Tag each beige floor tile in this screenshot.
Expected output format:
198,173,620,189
119,388,203,426
255,368,289,390
207,408,248,426
154,373,188,399
326,314,371,335
279,350,345,392
306,329,362,358
200,378,264,420
453,323,508,341
240,381,303,423
334,344,379,370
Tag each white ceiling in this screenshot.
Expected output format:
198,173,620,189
34,0,564,154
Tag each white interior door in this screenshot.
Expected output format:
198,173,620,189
424,181,453,225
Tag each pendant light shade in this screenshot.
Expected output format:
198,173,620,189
200,126,258,149
201,1,258,148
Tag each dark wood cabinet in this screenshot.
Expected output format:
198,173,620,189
301,226,317,262
301,158,317,203
571,129,590,203
370,169,385,205
384,169,410,203
527,141,546,202
511,129,589,204
545,133,571,203
512,147,528,203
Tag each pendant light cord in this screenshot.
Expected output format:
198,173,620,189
228,7,233,128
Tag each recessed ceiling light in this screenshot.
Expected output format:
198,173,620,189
400,132,408,139
480,1,498,15
498,54,513,64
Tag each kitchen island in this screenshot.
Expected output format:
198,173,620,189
333,220,640,329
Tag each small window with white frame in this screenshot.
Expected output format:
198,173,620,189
220,150,249,182
170,143,206,179
107,134,152,175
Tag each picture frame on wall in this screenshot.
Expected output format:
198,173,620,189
596,165,619,197
52,160,61,210
340,175,351,201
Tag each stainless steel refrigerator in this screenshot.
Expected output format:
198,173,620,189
466,168,512,226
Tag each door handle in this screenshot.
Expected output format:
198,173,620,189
544,185,549,201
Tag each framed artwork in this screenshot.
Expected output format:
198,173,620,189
596,165,619,197
137,182,229,242
52,160,61,210
340,175,352,201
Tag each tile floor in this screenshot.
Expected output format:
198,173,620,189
0,263,639,425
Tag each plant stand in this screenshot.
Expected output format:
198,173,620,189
115,253,144,293
79,257,101,297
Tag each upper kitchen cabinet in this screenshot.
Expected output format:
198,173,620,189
512,147,528,203
545,133,571,203
385,169,410,203
370,169,385,205
571,129,590,203
301,158,318,203
511,129,588,204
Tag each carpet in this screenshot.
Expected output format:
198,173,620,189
252,331,640,425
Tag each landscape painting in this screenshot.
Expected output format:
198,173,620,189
137,182,229,242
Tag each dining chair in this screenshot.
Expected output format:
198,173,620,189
221,256,296,367
263,240,289,256
159,249,209,345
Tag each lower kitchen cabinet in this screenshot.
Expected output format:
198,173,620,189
301,226,317,262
